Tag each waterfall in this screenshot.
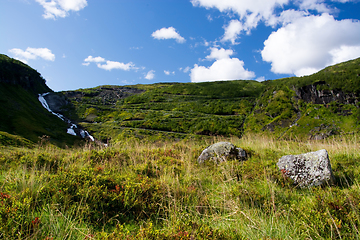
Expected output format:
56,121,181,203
38,93,94,141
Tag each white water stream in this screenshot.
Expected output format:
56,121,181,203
38,93,94,141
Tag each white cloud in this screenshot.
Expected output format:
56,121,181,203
222,20,244,44
191,0,289,30
180,66,191,73
83,55,136,71
184,66,191,73
329,45,360,64
190,47,255,82
35,0,88,19
267,9,308,26
191,0,344,45
151,27,186,43
256,76,266,82
164,70,175,75
97,61,135,71
298,0,330,13
206,47,234,60
145,70,155,80
261,13,360,76
332,0,355,2
9,47,55,63
84,55,105,63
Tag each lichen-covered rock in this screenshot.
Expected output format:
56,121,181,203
197,142,247,164
277,149,335,188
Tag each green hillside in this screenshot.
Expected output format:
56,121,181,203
0,54,79,146
62,81,265,142
1,55,360,239
0,54,359,146
62,57,360,143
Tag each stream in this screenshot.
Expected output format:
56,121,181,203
38,93,94,141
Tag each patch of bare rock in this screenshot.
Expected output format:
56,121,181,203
277,149,335,188
197,142,247,164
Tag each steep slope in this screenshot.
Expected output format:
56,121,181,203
0,54,79,146
244,57,360,139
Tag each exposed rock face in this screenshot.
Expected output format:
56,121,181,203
295,81,358,105
277,149,335,188
43,92,69,113
64,87,145,105
197,142,247,164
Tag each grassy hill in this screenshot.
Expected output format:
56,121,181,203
1,135,360,239
62,57,360,144
1,55,360,239
0,54,359,145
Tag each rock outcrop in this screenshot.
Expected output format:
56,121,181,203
197,142,247,164
277,149,335,187
64,86,145,105
43,92,70,113
295,81,358,105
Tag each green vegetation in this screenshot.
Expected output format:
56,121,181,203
1,54,360,239
64,81,264,143
0,54,79,146
1,54,360,146
0,54,51,95
64,56,360,144
0,82,78,146
1,135,360,239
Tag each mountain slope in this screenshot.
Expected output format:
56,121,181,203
245,57,360,139
1,53,359,145
0,54,78,146
62,57,360,142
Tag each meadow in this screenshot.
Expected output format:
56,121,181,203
1,134,360,239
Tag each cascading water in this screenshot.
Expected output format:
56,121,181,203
38,93,94,141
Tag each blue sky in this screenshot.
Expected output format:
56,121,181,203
1,0,360,91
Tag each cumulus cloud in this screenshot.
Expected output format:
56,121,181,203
97,61,135,71
151,27,186,43
261,13,360,76
222,20,244,44
190,47,255,82
267,9,308,26
35,0,88,19
191,0,346,44
145,70,155,80
191,0,289,29
298,0,331,13
83,55,135,71
329,45,360,64
206,47,234,60
9,47,55,63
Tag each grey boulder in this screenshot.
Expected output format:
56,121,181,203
197,142,247,164
277,149,335,188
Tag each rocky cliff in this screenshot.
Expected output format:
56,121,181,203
295,81,358,105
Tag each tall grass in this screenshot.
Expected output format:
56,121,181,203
0,134,359,239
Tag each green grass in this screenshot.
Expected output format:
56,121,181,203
1,135,360,239
60,58,360,144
